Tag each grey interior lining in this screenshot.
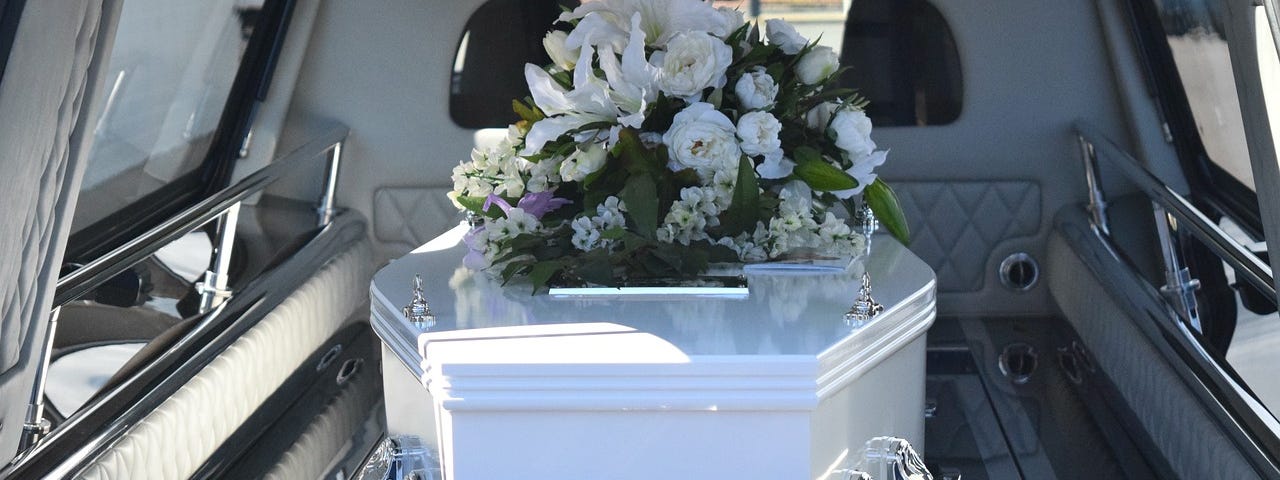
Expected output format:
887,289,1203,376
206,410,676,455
0,0,115,464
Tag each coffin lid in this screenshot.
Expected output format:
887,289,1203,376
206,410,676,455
371,224,936,411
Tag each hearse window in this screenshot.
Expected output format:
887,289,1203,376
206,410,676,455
450,0,576,128
1141,0,1260,234
66,0,264,259
749,0,962,127
839,0,962,126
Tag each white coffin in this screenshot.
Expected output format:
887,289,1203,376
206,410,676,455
371,224,936,480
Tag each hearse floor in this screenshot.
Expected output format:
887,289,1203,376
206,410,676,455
924,317,1165,480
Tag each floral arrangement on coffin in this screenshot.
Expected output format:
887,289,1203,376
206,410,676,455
448,0,908,291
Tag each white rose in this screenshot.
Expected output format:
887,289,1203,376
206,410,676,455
830,109,876,159
655,32,733,98
716,7,746,38
805,102,839,130
543,30,578,71
559,143,609,182
765,19,808,55
736,111,782,157
795,46,839,84
663,102,742,177
734,67,778,111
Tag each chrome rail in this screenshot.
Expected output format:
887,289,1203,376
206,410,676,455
14,122,349,460
54,122,349,306
1074,121,1276,305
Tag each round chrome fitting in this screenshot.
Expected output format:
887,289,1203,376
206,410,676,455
999,253,1040,291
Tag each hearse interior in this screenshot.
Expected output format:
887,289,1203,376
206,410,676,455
2,0,1280,478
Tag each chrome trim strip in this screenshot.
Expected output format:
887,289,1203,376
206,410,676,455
1057,206,1280,476
1074,121,1275,302
54,122,349,306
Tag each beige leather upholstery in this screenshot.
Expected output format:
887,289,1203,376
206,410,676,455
263,360,380,480
76,240,373,480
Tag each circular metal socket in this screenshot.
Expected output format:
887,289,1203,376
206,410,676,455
998,342,1038,385
999,253,1040,291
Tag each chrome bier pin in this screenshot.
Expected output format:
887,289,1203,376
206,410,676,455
845,272,883,326
403,274,436,329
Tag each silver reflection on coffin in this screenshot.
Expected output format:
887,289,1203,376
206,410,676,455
845,272,884,326
403,274,436,329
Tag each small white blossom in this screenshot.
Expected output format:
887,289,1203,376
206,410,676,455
734,67,778,111
795,45,839,85
571,216,603,251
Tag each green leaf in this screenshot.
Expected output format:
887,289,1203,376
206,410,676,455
512,98,545,123
864,178,910,244
600,226,626,240
527,260,565,294
454,195,507,219
619,175,659,239
722,155,760,235
792,149,858,191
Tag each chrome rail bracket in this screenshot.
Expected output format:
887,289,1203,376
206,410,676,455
1153,204,1203,331
197,202,242,313
17,306,61,453
1077,134,1110,235
316,141,344,227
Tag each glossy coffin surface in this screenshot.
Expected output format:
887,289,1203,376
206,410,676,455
371,223,937,480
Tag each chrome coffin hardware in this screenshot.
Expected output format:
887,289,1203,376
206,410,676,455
856,203,879,237
845,272,884,326
403,274,436,329
835,436,934,480
356,436,439,480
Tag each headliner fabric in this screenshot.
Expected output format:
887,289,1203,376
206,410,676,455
0,0,113,464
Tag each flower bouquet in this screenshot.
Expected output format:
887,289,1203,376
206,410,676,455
448,0,908,291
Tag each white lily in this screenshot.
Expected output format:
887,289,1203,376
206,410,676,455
521,46,621,155
832,150,889,198
559,0,734,48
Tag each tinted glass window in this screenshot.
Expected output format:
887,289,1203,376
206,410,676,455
70,0,262,234
741,0,963,127
839,0,962,126
1151,0,1254,189
450,0,575,128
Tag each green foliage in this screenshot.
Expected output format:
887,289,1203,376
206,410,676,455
792,147,858,191
619,175,658,239
722,155,760,236
864,178,910,244
454,195,509,218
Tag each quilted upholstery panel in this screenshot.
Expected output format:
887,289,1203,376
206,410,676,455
373,187,460,254
895,181,1040,292
0,0,100,372
75,240,374,480
1048,232,1258,479
263,360,380,480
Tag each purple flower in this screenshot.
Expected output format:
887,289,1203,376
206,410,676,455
484,191,570,219
517,191,572,218
463,226,488,270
